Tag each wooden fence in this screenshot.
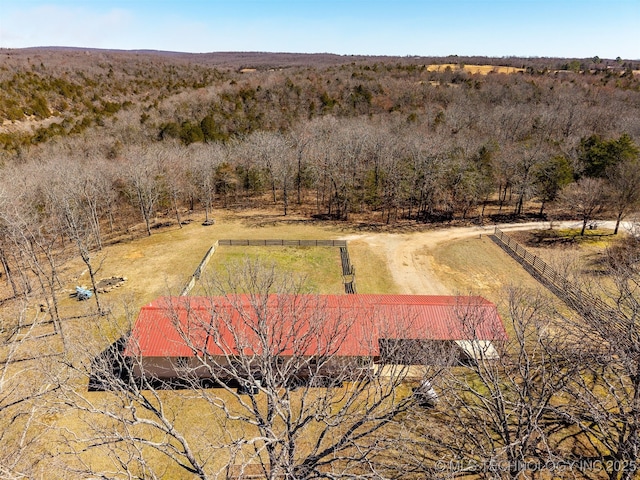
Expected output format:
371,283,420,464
180,241,218,296
339,246,354,276
492,227,627,332
218,239,347,247
340,246,356,294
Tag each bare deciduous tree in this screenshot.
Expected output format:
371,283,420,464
189,143,225,224
607,156,640,235
123,145,165,236
42,163,106,315
0,299,62,479
64,260,444,479
0,175,69,349
395,288,576,479
560,177,607,236
560,238,640,480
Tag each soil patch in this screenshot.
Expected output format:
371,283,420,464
96,276,127,293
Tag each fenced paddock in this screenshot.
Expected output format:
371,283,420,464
199,239,356,294
491,227,627,331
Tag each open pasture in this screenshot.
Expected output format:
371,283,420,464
59,215,610,323
1,211,629,479
426,63,525,74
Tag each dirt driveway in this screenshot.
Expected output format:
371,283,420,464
341,221,617,295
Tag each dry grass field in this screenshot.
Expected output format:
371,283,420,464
426,63,525,74
47,214,610,343
5,212,615,368
431,236,547,299
1,211,622,478
61,211,344,311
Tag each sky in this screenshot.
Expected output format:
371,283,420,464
1,0,638,59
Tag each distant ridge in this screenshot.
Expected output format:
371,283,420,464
4,46,635,69
3,46,394,68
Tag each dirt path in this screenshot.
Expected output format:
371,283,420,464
342,221,618,295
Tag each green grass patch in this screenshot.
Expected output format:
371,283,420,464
201,245,345,294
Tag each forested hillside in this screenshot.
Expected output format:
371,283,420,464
0,49,639,291
1,49,639,235
2,48,640,479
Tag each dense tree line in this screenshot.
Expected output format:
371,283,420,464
1,49,638,338
1,49,639,152
1,117,637,249
0,51,639,318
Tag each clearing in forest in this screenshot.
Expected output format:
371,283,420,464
426,64,525,74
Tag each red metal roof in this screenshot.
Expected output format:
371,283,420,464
123,294,507,358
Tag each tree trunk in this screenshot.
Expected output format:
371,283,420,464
0,246,18,297
137,190,152,236
515,193,524,216
84,253,103,315
296,152,302,205
283,181,288,216
614,211,623,235
173,195,183,228
87,201,103,250
271,176,277,204
143,212,152,236
498,183,507,213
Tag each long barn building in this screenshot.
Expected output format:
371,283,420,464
123,294,508,383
